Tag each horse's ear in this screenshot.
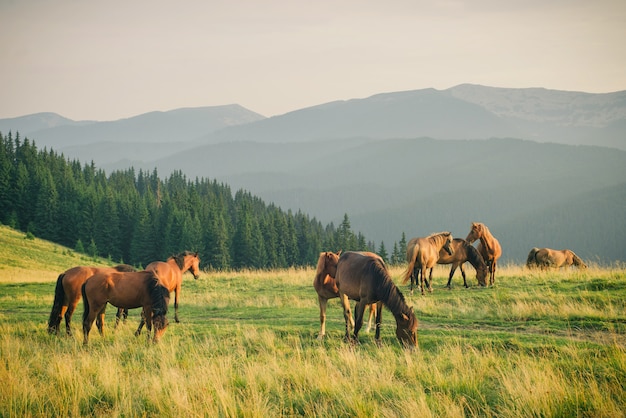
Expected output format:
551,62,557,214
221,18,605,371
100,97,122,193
401,313,409,321
337,250,342,256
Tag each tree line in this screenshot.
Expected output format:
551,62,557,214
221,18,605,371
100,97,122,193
0,132,409,269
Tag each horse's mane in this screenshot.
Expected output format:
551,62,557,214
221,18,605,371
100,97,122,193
569,250,586,267
428,231,451,239
464,241,486,269
369,258,411,318
170,251,196,270
147,276,169,317
114,264,136,273
315,252,327,277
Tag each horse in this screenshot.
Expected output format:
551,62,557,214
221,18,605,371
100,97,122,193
313,251,379,339
437,238,488,288
526,247,587,270
402,232,454,294
47,264,136,335
81,271,170,345
465,222,502,286
132,251,200,336
335,251,418,347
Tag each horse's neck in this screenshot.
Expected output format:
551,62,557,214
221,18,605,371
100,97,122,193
478,228,495,252
167,258,183,272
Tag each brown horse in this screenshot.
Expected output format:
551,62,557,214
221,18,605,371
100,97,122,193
403,232,454,294
526,247,587,270
132,251,200,336
438,238,488,288
466,222,502,286
336,251,418,347
82,271,170,345
47,264,135,335
313,251,379,339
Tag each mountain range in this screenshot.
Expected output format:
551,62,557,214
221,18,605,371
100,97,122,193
1,84,625,264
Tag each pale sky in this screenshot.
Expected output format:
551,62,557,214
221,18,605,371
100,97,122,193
1,0,625,121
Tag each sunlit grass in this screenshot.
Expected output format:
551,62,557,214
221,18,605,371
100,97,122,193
1,227,625,416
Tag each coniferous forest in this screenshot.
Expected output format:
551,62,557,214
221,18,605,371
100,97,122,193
0,132,395,269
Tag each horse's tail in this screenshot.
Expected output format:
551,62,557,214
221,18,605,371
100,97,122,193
402,243,419,284
81,281,90,326
47,273,66,334
526,248,540,269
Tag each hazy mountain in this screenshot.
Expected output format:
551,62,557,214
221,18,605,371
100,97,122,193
194,85,626,149
0,112,92,136
3,84,625,262
0,105,266,162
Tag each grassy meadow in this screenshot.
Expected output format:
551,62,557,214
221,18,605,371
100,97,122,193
1,224,625,417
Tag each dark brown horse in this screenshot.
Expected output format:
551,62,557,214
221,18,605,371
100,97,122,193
403,232,454,294
47,264,135,335
82,271,170,345
438,238,488,288
466,222,502,286
313,251,379,339
526,247,587,270
132,251,200,336
336,251,418,347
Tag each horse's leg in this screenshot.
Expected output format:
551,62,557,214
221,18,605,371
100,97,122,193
374,302,383,345
339,293,353,342
115,308,124,329
491,260,497,286
96,304,106,337
135,312,146,337
62,304,71,336
352,300,367,342
83,302,102,346
427,268,434,292
174,286,180,323
460,264,468,288
317,296,328,339
419,268,426,295
446,265,457,289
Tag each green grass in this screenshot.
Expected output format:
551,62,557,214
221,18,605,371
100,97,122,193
1,226,625,416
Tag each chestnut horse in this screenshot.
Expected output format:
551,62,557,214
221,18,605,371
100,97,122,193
526,247,587,270
438,238,488,288
313,251,379,339
47,264,135,335
466,222,502,286
403,232,454,294
132,251,200,336
336,251,418,347
82,271,170,345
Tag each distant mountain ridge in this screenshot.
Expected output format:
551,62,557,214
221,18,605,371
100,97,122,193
1,84,624,263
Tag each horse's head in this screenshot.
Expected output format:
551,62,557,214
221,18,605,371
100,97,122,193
466,222,483,244
476,266,488,286
189,252,201,279
569,251,587,269
395,307,418,348
317,251,340,278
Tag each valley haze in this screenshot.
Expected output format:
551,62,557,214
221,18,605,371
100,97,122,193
1,84,625,265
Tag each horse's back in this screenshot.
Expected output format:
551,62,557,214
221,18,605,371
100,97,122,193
146,260,179,289
336,251,383,300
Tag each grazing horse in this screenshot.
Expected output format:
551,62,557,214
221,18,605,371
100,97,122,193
465,222,502,286
526,247,587,270
132,251,200,336
82,271,170,345
47,264,135,335
437,238,488,288
313,251,379,339
403,232,454,294
336,251,418,347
